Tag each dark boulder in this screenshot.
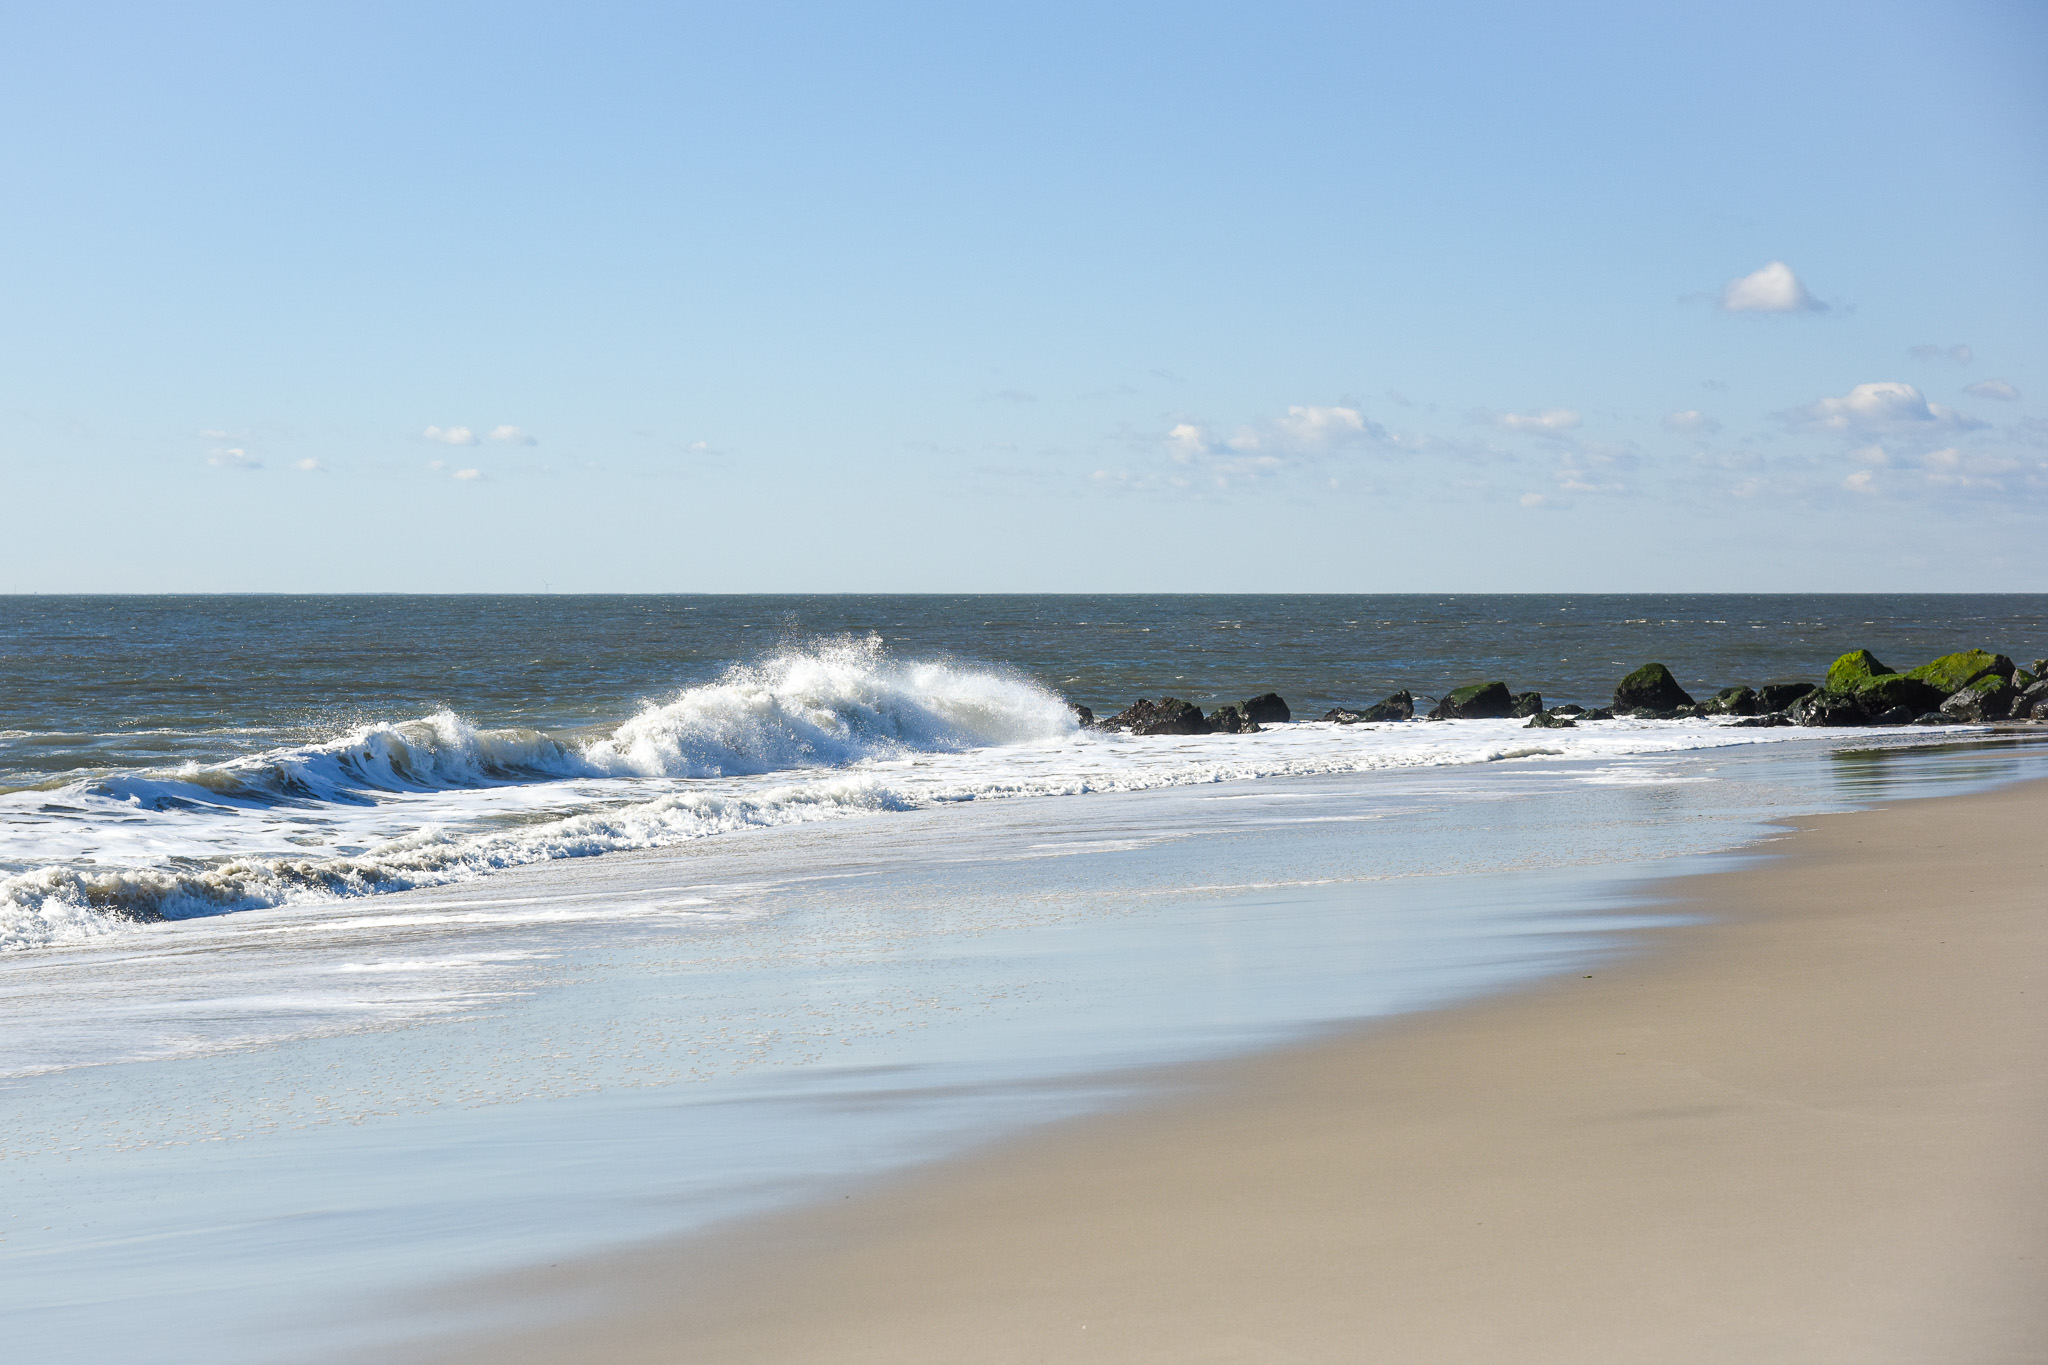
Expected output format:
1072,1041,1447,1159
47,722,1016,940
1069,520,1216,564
1870,705,1916,726
1788,689,1869,726
1138,697,1213,735
1428,681,1515,720
1362,690,1415,722
1825,649,1891,691
2015,678,2048,719
1525,711,1576,729
1509,691,1544,718
1070,703,1095,727
1551,703,1585,716
1208,704,1261,734
1732,713,1793,727
1581,707,1615,720
1907,650,2014,697
1704,686,1759,717
1324,690,1415,724
1242,692,1291,725
1911,712,1961,725
1100,697,1215,736
1613,663,1694,715
1939,677,2014,723
1757,682,1817,712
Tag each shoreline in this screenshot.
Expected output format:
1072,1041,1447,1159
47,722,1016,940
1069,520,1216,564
426,774,2048,1364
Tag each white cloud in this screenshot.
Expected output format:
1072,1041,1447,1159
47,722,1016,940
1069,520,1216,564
1965,379,2020,401
425,425,479,446
1495,408,1580,433
1162,405,1380,468
1166,423,1208,462
1272,404,1370,449
1662,409,1720,435
488,424,537,444
295,457,323,473
1844,468,1876,493
1519,492,1550,508
452,467,483,482
1910,343,1973,364
1785,381,1979,433
206,448,260,469
1721,260,1824,313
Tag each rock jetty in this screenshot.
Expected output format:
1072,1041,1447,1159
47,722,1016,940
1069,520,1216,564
1072,644,2044,737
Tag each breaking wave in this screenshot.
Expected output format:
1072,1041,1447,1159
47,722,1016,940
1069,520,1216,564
0,639,1080,946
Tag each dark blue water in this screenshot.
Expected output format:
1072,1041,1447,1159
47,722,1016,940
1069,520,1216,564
4,593,2042,786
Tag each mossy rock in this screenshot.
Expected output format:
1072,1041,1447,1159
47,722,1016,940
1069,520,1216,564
1824,649,1891,691
1525,711,1576,728
1613,662,1693,714
1939,675,2015,722
1906,650,2014,697
1429,680,1514,720
1509,691,1544,718
1843,672,1944,715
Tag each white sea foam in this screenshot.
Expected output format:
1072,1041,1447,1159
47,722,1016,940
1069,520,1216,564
0,638,1944,950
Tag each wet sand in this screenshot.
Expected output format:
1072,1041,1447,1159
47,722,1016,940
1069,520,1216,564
433,777,2048,1364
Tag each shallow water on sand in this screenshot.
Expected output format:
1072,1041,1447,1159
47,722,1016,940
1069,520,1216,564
5,731,2045,1363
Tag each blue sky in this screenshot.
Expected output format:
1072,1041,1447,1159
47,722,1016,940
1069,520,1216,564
2,1,2043,592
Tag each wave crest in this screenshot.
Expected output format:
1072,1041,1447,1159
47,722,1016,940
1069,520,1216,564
589,637,1078,778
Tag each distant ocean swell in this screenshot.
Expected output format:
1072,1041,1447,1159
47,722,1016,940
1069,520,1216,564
0,637,1855,950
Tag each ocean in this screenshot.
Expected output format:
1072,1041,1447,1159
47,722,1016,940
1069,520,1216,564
3,593,2045,1361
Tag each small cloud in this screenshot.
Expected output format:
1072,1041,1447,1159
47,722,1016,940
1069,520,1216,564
1519,492,1550,508
1166,423,1208,461
1272,404,1371,449
1721,261,1825,313
295,457,323,473
1909,343,1973,364
1495,408,1581,433
1844,468,1876,493
1964,379,2020,401
1662,410,1720,435
452,468,483,482
427,459,446,471
487,424,537,445
206,448,261,469
424,425,479,446
1785,381,1980,433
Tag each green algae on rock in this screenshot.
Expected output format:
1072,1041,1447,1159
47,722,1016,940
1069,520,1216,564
1429,681,1515,720
1613,663,1694,715
1824,650,1891,691
1907,650,2014,697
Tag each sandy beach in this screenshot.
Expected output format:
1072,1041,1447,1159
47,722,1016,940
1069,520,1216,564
434,774,2048,1365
